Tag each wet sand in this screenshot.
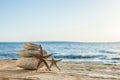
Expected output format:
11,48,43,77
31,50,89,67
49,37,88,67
0,60,120,80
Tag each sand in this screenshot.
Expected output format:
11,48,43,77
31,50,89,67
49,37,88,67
0,60,120,80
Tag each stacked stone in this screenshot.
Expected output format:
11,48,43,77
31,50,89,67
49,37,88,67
16,43,47,70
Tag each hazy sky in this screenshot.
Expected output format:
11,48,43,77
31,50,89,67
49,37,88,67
0,0,120,42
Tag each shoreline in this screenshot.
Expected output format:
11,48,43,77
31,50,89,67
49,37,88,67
0,60,120,80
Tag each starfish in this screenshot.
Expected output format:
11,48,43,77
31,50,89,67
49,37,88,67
31,45,53,72
48,56,62,71
28,43,62,72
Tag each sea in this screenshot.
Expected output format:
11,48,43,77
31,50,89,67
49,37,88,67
0,42,120,64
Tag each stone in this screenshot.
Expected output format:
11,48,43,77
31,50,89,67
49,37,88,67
19,50,47,57
24,43,40,50
16,57,44,70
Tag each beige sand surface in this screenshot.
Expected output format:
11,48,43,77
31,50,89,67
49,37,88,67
0,60,120,80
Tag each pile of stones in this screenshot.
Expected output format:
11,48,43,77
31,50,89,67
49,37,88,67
16,43,48,70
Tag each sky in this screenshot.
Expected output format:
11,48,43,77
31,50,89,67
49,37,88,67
0,0,120,42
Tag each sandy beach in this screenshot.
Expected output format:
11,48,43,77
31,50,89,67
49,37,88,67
0,60,119,80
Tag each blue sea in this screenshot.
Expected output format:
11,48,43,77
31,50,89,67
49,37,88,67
0,42,120,64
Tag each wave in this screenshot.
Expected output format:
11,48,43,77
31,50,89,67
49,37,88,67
99,50,119,54
111,58,120,60
0,53,19,57
54,55,105,59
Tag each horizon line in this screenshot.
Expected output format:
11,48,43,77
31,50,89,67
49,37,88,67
0,41,120,43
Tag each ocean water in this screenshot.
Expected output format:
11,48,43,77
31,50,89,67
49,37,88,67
0,42,120,64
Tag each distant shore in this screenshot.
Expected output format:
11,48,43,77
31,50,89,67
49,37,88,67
0,60,119,80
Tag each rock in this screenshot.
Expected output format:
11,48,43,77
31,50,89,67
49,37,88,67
19,50,47,57
24,43,40,50
16,43,49,70
16,57,44,70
